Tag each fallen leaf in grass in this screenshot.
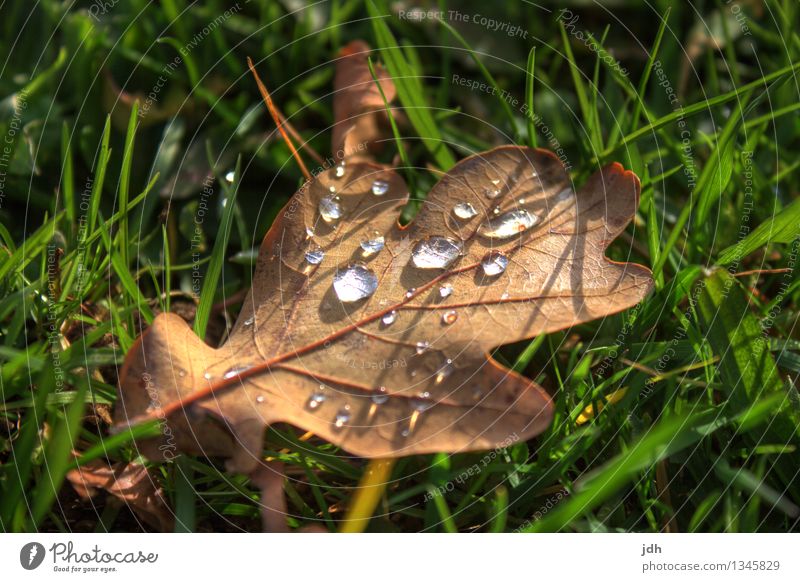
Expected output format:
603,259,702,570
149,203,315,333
331,40,397,161
67,460,173,531
114,42,653,480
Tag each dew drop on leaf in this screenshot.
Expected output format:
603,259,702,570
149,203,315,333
453,202,478,219
439,284,453,299
335,163,346,178
256,395,265,403
306,392,326,410
371,386,389,405
412,392,433,411
333,262,378,302
410,236,463,269
478,209,537,239
223,365,252,379
435,359,454,383
441,310,458,325
360,231,385,257
319,196,343,223
203,372,213,380
371,179,389,196
405,288,416,298
415,341,430,354
305,245,325,265
334,406,351,428
382,310,397,327
481,252,508,276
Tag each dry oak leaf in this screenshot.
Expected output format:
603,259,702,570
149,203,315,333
115,146,653,474
67,460,173,531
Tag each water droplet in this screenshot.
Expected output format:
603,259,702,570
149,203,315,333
441,310,458,325
335,164,346,178
478,209,537,239
203,372,213,380
410,236,463,269
329,185,337,194
405,288,416,299
371,179,389,196
305,226,315,239
334,407,351,428
307,392,326,410
223,365,252,379
333,263,378,302
485,181,502,199
453,202,478,219
435,359,454,384
372,386,389,405
481,252,509,276
412,392,433,411
439,284,453,299
256,395,265,403
318,196,342,223
244,316,255,326
416,341,430,354
225,170,235,183
360,231,385,257
556,187,572,202
501,291,510,300
382,310,397,327
177,369,187,378
305,245,325,265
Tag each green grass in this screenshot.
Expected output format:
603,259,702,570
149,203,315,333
1,0,799,533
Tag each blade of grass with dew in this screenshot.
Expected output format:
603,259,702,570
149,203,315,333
193,155,241,339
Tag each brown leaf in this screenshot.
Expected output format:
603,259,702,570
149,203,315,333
114,147,651,472
114,43,653,477
66,461,173,531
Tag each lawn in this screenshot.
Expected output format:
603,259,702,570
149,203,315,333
0,0,799,533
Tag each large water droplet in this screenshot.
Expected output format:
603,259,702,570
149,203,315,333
333,263,378,302
410,237,462,269
439,284,453,299
416,341,430,354
478,209,537,239
453,202,478,219
481,252,509,276
305,245,325,265
318,196,342,223
307,392,326,410
371,179,389,196
360,231,385,257
334,406,351,428
223,365,252,380
441,310,458,325
382,310,397,327
372,386,389,405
